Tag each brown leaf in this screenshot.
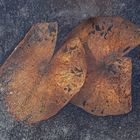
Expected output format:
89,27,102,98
71,16,140,116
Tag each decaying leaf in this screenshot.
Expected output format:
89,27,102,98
0,22,58,123
0,22,87,124
71,16,140,116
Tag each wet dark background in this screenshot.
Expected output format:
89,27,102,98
0,0,140,140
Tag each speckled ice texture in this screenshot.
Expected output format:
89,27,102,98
0,0,140,140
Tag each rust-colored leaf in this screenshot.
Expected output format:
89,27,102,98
0,22,87,124
71,16,140,116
